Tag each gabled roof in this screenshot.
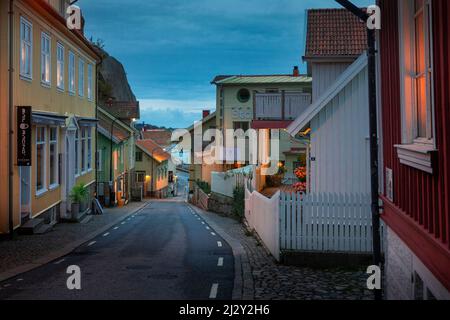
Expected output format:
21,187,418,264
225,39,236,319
141,130,173,147
101,101,140,120
287,53,368,135
304,8,367,60
136,139,171,163
211,75,312,85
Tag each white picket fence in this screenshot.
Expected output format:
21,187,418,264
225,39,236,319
211,165,253,198
280,192,384,253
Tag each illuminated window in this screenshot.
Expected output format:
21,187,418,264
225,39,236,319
399,0,434,144
75,129,79,175
56,43,64,90
81,127,86,172
87,128,92,170
20,17,32,79
41,32,51,85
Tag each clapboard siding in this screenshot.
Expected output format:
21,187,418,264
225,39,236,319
309,65,370,194
311,63,351,101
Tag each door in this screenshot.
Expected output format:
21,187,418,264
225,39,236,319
20,166,31,222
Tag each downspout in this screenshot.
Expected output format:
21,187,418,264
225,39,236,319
8,0,14,239
95,63,99,202
109,118,118,205
335,0,382,301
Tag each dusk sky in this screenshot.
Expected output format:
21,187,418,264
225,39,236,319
79,0,373,129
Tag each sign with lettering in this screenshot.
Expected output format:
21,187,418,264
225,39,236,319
17,106,32,166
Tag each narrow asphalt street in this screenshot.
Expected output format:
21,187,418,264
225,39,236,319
0,196,234,300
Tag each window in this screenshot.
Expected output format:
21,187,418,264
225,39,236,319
20,17,33,79
87,64,93,100
75,129,79,175
397,0,435,173
97,149,103,172
68,51,75,93
36,127,46,194
81,128,86,172
49,127,58,187
136,172,145,183
87,128,92,170
78,58,85,97
41,32,51,85
56,43,64,90
237,88,251,103
136,151,143,162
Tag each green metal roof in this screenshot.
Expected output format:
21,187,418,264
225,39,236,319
214,75,312,85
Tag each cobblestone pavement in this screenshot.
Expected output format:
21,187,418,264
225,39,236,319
198,210,374,300
0,201,147,274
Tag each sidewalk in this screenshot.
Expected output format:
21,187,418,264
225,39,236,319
0,201,149,281
192,206,374,300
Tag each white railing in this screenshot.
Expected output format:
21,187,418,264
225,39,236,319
280,192,385,253
245,180,280,261
211,165,253,198
255,92,311,120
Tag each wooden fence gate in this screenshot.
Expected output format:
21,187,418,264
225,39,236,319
280,192,384,253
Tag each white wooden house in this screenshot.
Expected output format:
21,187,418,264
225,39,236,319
287,9,370,194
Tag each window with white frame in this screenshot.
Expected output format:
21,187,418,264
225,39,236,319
87,64,93,100
41,32,51,85
56,43,64,90
399,0,434,143
75,129,80,175
397,0,435,173
20,17,33,79
49,127,58,187
87,128,92,170
81,127,86,172
78,58,85,97
68,51,75,94
36,127,47,194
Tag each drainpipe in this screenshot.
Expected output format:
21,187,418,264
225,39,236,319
335,0,382,300
8,0,14,239
109,118,119,205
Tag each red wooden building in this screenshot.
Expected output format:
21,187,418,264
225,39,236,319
378,0,450,299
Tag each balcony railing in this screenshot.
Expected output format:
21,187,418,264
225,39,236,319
254,91,311,121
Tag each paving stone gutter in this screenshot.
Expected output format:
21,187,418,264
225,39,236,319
0,201,150,283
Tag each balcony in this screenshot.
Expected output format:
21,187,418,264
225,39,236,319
252,91,311,129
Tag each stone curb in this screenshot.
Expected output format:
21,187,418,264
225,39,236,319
188,204,254,300
0,201,151,283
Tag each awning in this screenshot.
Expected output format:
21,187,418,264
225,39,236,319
32,112,67,126
76,117,98,127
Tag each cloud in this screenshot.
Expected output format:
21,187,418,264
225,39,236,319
138,99,216,129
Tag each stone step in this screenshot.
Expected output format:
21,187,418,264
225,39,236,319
80,215,92,224
18,218,45,235
34,221,56,235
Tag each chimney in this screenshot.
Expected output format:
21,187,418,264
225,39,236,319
293,66,300,77
203,110,210,119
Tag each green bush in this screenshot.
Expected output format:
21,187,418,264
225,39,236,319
232,185,245,221
70,183,90,204
196,180,211,194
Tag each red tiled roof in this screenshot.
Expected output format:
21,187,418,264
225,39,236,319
102,101,140,120
98,117,130,142
141,130,172,147
136,139,170,163
304,8,367,59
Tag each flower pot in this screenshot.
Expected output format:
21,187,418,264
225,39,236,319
71,202,80,220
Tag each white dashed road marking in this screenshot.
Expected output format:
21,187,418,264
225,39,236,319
114,226,119,230
206,226,210,230
211,232,216,236
121,222,126,225
217,241,222,247
103,232,110,237
88,241,96,247
201,222,205,225
54,258,66,265
209,283,219,299
3,284,11,288
217,257,224,267
16,278,23,282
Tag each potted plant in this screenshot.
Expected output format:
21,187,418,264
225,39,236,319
70,183,89,218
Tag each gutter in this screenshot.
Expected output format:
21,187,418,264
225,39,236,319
335,0,382,300
8,0,14,238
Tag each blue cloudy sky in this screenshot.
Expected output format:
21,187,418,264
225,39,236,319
78,0,373,128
